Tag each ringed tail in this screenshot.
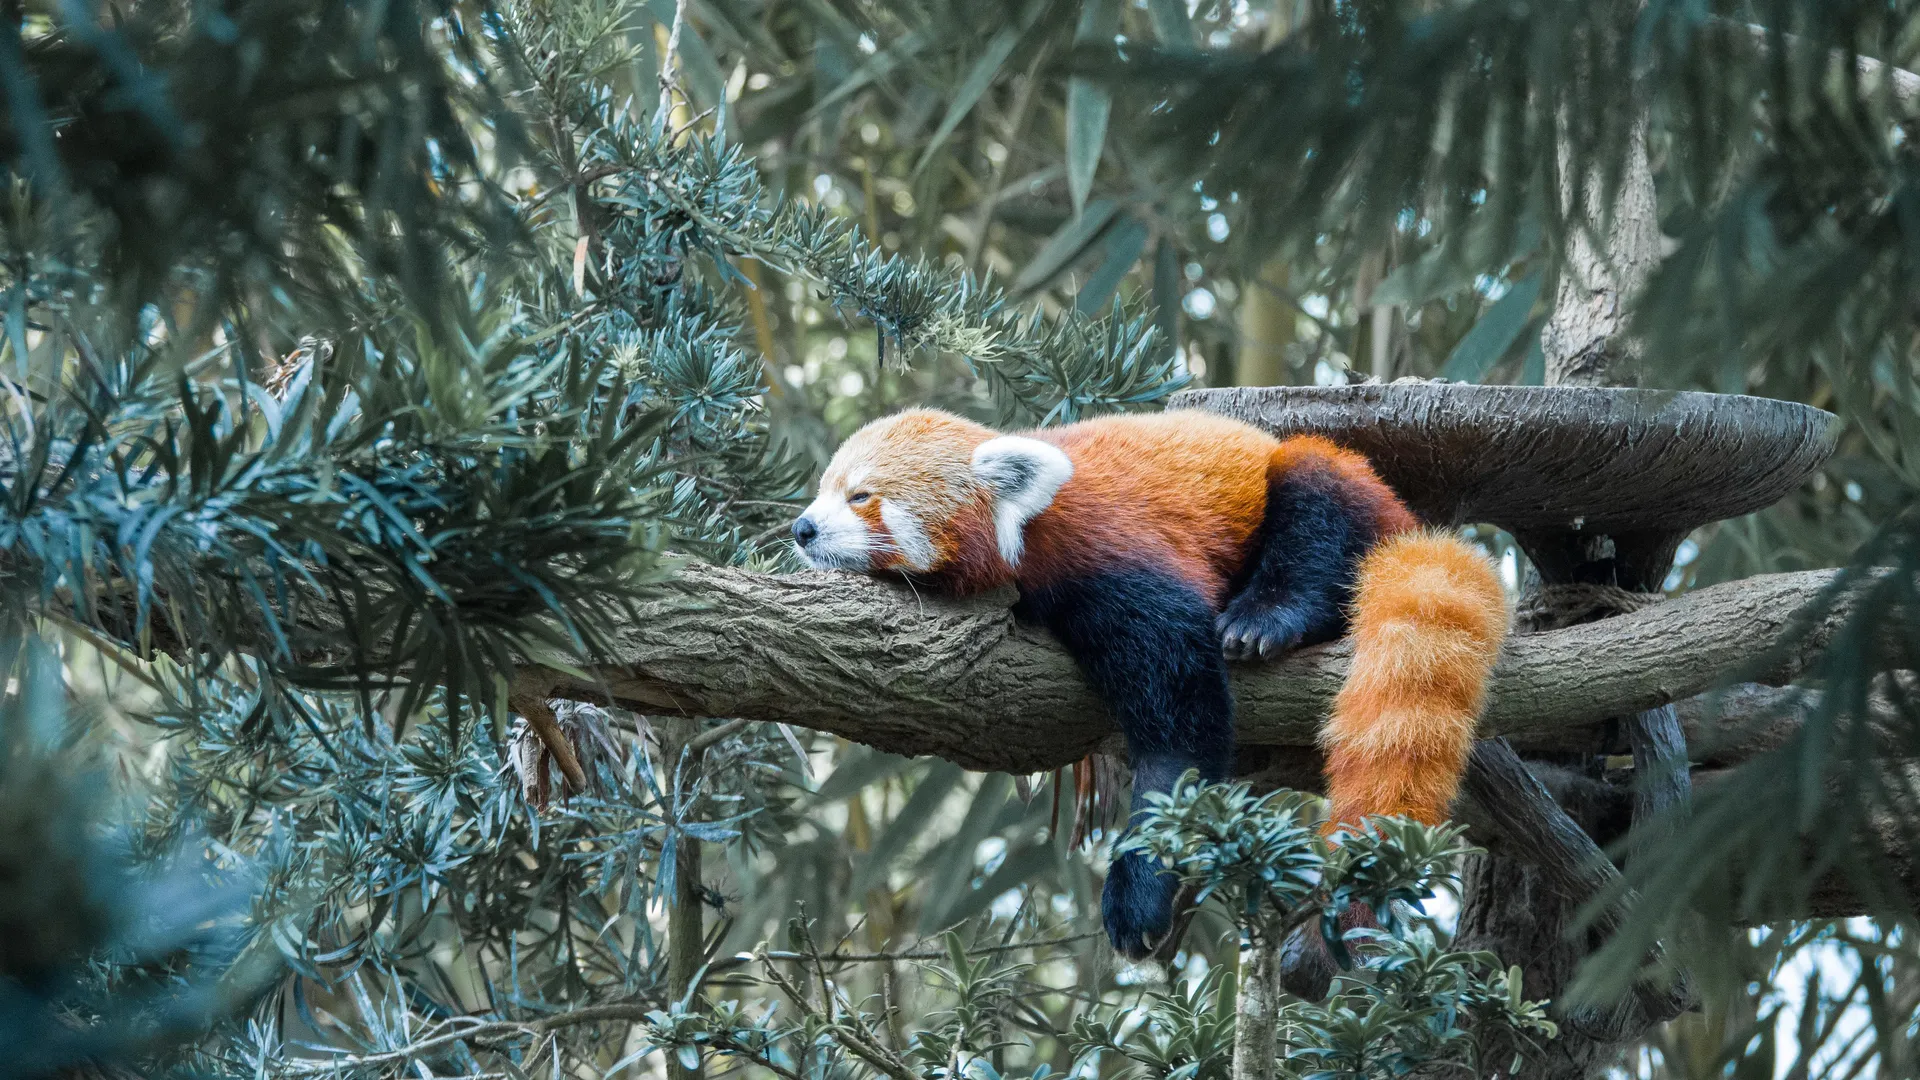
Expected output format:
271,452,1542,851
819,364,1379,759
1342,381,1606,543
1321,531,1510,833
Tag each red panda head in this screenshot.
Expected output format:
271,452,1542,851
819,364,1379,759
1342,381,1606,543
792,407,1073,585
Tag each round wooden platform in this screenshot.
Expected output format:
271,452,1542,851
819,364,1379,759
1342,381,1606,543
1173,383,1838,535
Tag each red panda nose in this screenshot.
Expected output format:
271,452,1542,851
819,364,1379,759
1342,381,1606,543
791,516,818,547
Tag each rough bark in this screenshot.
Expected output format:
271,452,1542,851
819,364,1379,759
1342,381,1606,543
1454,852,1604,1074
1172,384,1836,539
1664,675,1913,768
1451,107,1670,1076
1251,681,1890,796
1542,113,1663,386
534,564,1862,774
1231,940,1282,1080
1625,706,1692,860
1460,739,1693,1037
1718,19,1920,113
1685,765,1920,922
1451,757,1919,923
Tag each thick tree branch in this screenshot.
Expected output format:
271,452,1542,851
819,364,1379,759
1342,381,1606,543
536,565,1864,774
1459,739,1693,1037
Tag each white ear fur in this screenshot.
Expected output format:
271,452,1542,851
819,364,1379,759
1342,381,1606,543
971,436,1073,567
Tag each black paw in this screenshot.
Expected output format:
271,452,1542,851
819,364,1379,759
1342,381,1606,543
1102,851,1180,960
1216,598,1307,661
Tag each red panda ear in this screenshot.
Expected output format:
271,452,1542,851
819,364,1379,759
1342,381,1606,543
971,436,1072,567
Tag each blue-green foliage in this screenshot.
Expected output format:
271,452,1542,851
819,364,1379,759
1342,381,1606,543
0,1,1196,1075
0,636,274,1075
1,298,675,729
642,777,1556,1080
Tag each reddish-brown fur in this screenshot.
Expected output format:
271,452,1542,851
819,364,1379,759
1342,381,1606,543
1322,531,1510,830
818,409,1009,584
1267,435,1421,541
1022,411,1278,603
822,407,1509,834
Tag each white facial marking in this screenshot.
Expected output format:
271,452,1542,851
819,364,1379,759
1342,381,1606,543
796,489,874,570
878,501,935,571
971,436,1073,567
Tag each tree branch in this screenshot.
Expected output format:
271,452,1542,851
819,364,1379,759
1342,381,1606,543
1460,739,1693,1039
1721,19,1920,112
536,565,1865,774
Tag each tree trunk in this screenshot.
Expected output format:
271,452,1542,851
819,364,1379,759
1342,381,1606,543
1232,934,1283,1080
1541,113,1661,387
1454,853,1620,1078
1452,92,1670,1078
661,718,707,1080
1237,261,1295,387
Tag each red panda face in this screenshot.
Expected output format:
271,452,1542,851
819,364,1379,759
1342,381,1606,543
792,409,993,574
793,408,1075,590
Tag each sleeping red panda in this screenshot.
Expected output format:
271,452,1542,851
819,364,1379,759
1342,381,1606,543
792,407,1510,958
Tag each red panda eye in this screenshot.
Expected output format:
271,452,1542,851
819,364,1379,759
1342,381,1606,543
848,491,873,506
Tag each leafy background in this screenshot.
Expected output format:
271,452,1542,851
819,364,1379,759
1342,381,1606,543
0,0,1916,1077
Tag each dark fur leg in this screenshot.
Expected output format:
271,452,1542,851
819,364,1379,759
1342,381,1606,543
1219,464,1375,661
1019,570,1234,959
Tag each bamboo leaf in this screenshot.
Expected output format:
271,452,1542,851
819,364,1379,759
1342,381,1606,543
1441,273,1542,383
916,773,1014,932
915,27,1021,176
1145,0,1194,49
848,761,966,898
931,841,1056,929
804,31,928,120
1066,0,1121,214
1152,235,1182,352
811,746,915,803
1013,198,1120,294
1074,215,1150,314
1374,215,1541,308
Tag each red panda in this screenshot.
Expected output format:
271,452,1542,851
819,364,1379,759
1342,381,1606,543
793,407,1509,958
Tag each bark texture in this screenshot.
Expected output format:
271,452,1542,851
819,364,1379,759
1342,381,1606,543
1231,941,1282,1080
1541,112,1663,386
537,564,1859,774
1436,114,1674,1072
1170,384,1836,538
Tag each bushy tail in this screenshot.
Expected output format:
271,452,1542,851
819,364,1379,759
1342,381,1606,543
1322,531,1509,832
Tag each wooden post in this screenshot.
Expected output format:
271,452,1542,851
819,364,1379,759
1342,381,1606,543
1446,99,1690,1076
1232,933,1283,1080
660,717,707,1080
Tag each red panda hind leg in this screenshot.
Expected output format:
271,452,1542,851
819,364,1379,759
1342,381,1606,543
1321,531,1510,833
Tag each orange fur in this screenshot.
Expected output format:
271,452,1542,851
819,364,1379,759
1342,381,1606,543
817,407,1510,838
1268,435,1420,538
819,408,1009,583
1023,410,1277,604
1321,531,1510,831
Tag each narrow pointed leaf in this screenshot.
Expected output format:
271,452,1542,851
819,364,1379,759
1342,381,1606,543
1074,215,1150,315
1146,0,1194,49
915,28,1020,176
1014,198,1120,294
1066,0,1121,214
1441,272,1543,383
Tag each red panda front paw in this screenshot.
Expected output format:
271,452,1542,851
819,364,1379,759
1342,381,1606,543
1102,851,1179,960
1216,602,1306,661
